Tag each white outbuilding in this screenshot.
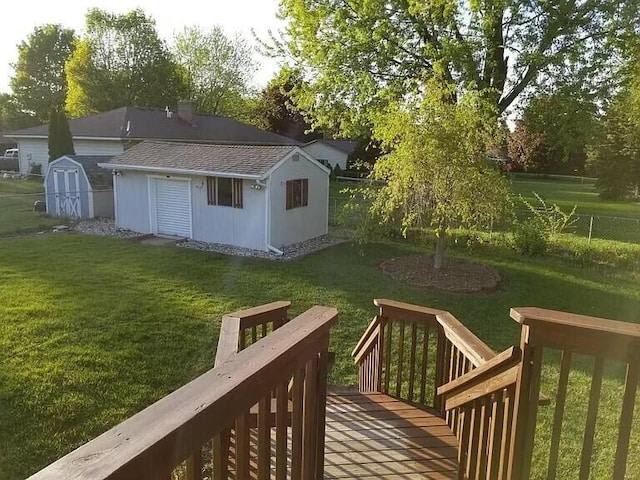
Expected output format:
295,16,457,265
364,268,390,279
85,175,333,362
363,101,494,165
99,140,330,251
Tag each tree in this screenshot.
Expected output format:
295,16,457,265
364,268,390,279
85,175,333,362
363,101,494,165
509,90,597,174
172,26,256,117
589,62,640,199
352,84,511,269
278,0,639,133
0,94,39,132
66,9,185,117
254,67,318,141
48,109,75,161
10,24,76,123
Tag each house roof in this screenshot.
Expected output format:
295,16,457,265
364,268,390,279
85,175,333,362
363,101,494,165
101,141,300,178
308,139,359,155
56,155,114,190
7,107,299,145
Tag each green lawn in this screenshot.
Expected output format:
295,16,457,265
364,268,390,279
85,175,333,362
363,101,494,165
511,176,640,219
1,233,639,479
0,178,62,235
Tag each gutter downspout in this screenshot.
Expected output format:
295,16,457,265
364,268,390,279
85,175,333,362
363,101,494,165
267,244,284,255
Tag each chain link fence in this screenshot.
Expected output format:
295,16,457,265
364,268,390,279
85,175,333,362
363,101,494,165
329,195,640,244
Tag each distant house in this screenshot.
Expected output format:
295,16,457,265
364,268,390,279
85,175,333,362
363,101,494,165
301,139,359,170
99,140,330,251
44,155,114,219
7,101,299,175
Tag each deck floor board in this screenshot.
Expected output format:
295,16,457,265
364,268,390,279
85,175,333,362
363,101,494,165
324,391,458,479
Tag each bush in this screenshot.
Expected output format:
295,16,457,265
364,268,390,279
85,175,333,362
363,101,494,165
512,218,549,255
29,163,42,179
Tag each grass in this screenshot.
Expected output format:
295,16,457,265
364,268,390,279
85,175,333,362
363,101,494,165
0,178,62,235
0,233,639,479
511,176,640,219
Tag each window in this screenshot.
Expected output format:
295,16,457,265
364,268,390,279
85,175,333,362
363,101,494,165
286,179,308,210
207,177,243,208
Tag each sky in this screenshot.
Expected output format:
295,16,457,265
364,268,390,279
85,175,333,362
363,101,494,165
0,0,286,94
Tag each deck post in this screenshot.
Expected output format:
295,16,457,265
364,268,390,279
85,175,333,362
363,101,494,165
507,324,543,480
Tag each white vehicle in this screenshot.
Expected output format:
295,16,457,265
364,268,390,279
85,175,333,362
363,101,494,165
3,148,18,160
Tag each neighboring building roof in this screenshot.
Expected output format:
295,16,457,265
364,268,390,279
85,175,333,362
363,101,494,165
50,155,114,190
306,139,359,155
101,141,300,178
7,107,299,146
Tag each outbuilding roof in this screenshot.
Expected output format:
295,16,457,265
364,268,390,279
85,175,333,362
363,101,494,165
7,107,299,146
100,141,300,178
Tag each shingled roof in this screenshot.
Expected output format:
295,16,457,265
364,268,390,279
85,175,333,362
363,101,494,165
101,141,300,178
7,107,299,146
66,156,114,190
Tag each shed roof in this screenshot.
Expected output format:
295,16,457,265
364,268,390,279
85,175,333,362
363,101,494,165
101,141,299,178
7,107,299,146
64,156,114,190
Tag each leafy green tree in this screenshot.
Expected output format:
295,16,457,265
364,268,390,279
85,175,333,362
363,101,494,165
509,90,598,174
66,9,185,117
10,24,76,123
0,94,39,132
172,26,256,117
254,67,318,141
278,0,639,133
48,109,75,161
350,84,512,269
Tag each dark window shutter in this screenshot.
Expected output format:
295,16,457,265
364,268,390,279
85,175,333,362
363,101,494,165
233,178,243,209
207,177,216,205
302,179,308,206
286,180,292,210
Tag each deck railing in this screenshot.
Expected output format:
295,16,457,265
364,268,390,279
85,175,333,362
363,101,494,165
29,303,337,480
354,299,640,480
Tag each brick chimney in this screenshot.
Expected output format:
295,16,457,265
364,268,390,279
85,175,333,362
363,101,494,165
177,100,194,124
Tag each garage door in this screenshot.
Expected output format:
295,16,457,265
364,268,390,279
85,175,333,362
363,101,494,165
154,178,192,238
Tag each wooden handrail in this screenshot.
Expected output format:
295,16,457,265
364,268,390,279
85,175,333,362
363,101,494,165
351,316,380,358
28,305,336,480
230,300,291,330
437,347,521,410
435,311,496,367
374,298,444,323
214,315,241,366
511,307,640,362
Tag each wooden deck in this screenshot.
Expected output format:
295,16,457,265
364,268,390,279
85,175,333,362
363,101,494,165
324,391,459,479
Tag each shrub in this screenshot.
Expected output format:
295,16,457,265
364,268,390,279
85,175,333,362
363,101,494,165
521,192,577,236
29,163,42,178
512,218,549,255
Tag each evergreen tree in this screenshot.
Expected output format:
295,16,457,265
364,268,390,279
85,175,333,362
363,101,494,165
48,108,59,161
48,109,75,161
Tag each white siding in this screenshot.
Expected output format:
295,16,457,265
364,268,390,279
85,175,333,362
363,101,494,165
17,138,124,175
191,176,266,250
75,139,124,157
301,142,348,170
114,171,151,233
269,153,329,248
113,170,267,250
17,139,48,175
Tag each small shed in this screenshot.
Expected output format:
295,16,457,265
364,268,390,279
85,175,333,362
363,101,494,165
44,155,114,219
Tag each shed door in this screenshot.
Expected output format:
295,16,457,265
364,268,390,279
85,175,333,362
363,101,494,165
153,178,192,238
53,168,81,218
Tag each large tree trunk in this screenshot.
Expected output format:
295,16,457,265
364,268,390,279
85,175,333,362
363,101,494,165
434,228,446,270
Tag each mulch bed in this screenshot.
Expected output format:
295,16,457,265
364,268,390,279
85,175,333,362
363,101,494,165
380,255,501,293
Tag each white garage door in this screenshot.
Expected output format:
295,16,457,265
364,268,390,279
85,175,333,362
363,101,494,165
154,178,192,238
